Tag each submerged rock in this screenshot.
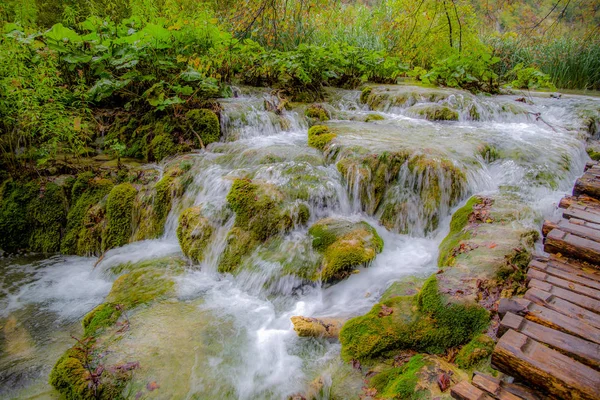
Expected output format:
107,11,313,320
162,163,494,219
309,217,383,282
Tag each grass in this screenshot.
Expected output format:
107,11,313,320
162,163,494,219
488,35,600,90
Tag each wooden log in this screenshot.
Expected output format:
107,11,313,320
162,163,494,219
529,260,600,290
529,279,600,314
492,330,600,400
451,381,494,400
544,229,600,267
471,374,522,400
570,203,600,218
524,287,600,329
497,298,530,318
500,297,600,344
500,312,600,370
527,268,600,300
563,207,600,225
472,372,543,400
574,174,600,199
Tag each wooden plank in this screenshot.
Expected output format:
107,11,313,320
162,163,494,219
544,229,600,268
542,219,600,244
585,161,599,171
570,203,600,218
563,207,600,225
574,174,600,199
529,260,600,290
451,381,494,400
500,297,600,344
547,254,600,278
559,195,600,210
527,268,600,300
541,258,600,282
492,330,600,400
569,217,600,231
529,279,600,314
524,287,600,330
500,312,600,370
471,372,543,400
471,374,522,400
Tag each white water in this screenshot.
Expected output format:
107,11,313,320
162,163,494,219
1,86,598,399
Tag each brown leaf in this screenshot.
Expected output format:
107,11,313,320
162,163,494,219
437,373,451,392
147,381,160,391
378,305,394,317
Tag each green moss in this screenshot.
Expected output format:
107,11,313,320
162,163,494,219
416,105,458,121
62,174,114,255
587,148,600,161
455,334,495,369
107,268,174,309
305,105,330,122
49,346,128,400
477,144,500,163
360,87,373,104
147,133,177,162
309,218,383,282
365,114,385,122
28,183,68,253
82,303,122,338
308,125,337,151
226,178,291,241
177,207,214,263
102,183,137,252
0,181,39,252
339,276,489,362
370,355,428,399
185,109,221,147
218,227,257,274
438,196,483,267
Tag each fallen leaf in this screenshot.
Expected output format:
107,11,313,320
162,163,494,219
147,381,160,391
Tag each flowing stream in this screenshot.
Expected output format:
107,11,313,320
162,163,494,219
1,84,598,399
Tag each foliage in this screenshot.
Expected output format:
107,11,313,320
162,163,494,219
507,63,555,90
423,52,500,93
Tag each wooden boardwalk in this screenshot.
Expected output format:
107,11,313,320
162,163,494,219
452,161,600,400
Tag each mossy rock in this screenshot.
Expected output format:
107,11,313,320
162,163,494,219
309,217,383,282
61,174,114,256
308,125,337,151
82,303,122,338
218,227,258,274
184,109,221,147
438,196,484,267
339,276,489,362
305,105,330,122
28,182,68,253
365,114,385,122
368,354,467,400
107,268,174,309
360,87,373,104
587,148,600,161
102,183,137,252
147,133,177,162
455,334,495,369
226,178,295,241
0,181,40,252
177,207,214,263
49,346,129,400
414,105,459,121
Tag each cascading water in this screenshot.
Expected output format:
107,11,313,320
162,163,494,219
0,85,598,399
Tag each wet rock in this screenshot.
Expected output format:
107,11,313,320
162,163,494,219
291,316,343,338
308,217,383,282
408,104,459,121
177,206,214,263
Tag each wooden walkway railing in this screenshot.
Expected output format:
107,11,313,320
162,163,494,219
452,161,600,400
